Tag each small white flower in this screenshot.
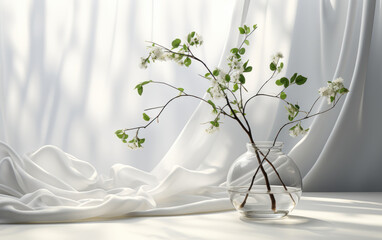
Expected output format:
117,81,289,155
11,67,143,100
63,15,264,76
196,34,203,45
289,123,308,137
271,52,283,64
333,77,344,84
318,86,334,97
289,127,299,137
150,46,170,62
127,142,138,150
210,80,224,99
231,70,242,83
127,137,141,150
139,57,148,69
227,54,244,72
189,33,203,46
332,77,344,91
171,54,185,65
216,69,227,84
205,125,219,134
319,77,346,104
318,86,335,104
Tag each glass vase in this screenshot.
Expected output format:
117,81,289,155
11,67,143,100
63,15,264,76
227,142,302,219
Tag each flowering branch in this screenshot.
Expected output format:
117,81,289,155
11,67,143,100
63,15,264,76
116,24,349,211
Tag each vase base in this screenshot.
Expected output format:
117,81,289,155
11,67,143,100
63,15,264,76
240,210,288,220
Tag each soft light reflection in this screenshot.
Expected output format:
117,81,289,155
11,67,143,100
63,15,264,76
303,196,382,206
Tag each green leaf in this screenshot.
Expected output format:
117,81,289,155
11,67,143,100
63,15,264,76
280,92,287,100
143,113,150,121
339,87,349,94
213,69,220,76
243,60,249,69
231,48,239,54
296,75,307,85
115,130,127,140
172,38,181,48
177,88,184,94
210,120,219,127
137,86,143,96
290,73,297,83
244,66,252,72
233,83,239,92
191,31,195,38
253,24,257,30
275,79,283,86
184,57,191,67
225,74,231,82
207,100,217,111
270,62,277,71
230,109,240,116
205,72,210,77
280,77,289,88
244,40,250,46
239,27,245,34
141,80,152,86
330,96,335,102
135,80,152,95
244,25,250,34
137,138,145,147
239,48,246,55
239,74,245,84
187,33,192,43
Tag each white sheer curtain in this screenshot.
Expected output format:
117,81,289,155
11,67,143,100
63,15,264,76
0,0,234,173
0,0,381,223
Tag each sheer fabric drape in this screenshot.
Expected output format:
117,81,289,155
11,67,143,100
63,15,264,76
0,0,381,223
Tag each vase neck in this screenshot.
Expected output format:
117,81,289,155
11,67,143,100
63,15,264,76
246,141,283,153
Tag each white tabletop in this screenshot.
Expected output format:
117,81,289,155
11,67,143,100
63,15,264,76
0,192,381,240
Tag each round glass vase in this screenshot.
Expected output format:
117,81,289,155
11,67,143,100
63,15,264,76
227,142,302,219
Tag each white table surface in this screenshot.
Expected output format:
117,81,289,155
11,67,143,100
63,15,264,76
0,192,381,240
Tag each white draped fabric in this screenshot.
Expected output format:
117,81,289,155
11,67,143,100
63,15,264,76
0,0,381,223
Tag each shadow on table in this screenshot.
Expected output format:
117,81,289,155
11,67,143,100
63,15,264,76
240,215,333,231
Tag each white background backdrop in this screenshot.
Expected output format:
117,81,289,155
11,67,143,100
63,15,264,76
1,0,381,191
0,0,381,224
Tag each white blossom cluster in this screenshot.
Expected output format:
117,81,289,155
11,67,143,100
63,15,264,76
188,33,203,46
289,122,308,137
227,53,244,73
127,137,139,150
140,46,186,69
208,52,246,99
227,54,245,83
271,52,283,65
210,79,224,99
318,77,345,104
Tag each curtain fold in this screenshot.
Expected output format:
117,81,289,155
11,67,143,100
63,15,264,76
0,0,381,223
